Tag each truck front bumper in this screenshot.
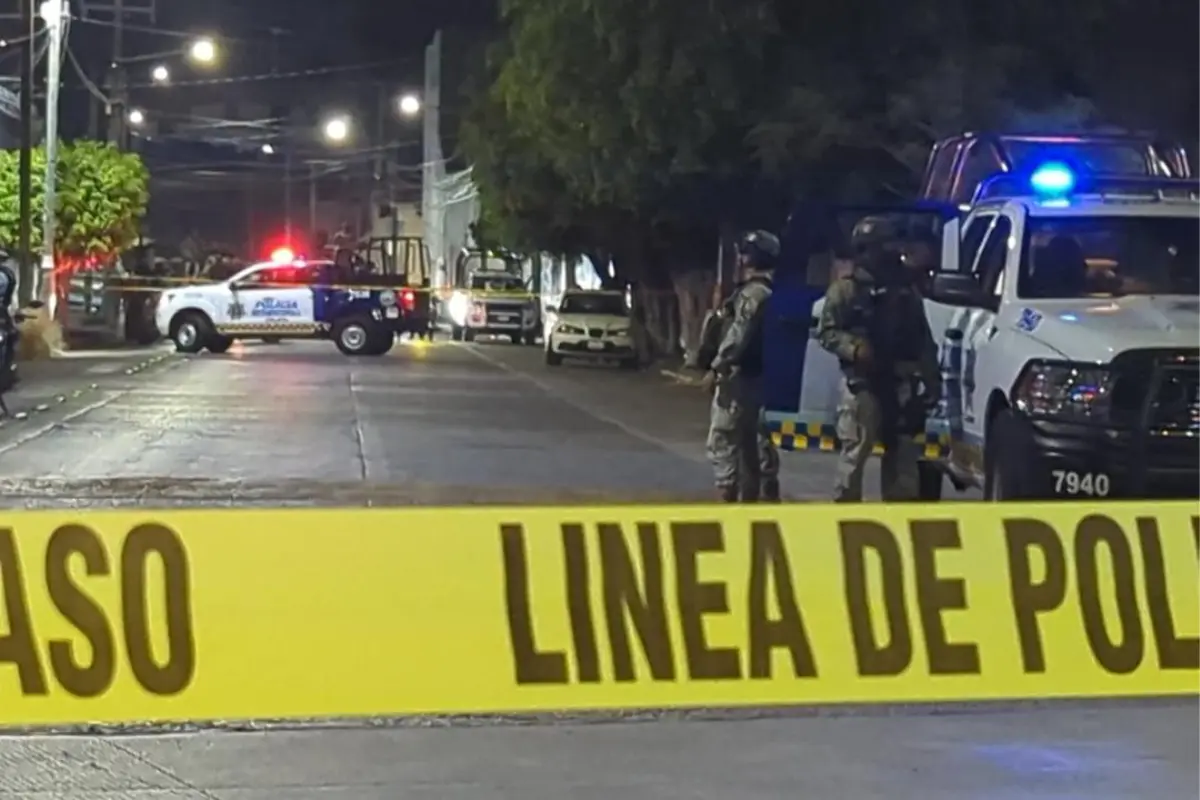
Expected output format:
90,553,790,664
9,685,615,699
1014,413,1198,500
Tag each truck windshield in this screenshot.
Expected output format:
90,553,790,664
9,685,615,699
1006,141,1153,176
560,294,628,316
1018,215,1199,299
471,275,524,292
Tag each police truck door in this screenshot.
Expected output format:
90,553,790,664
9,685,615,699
231,265,316,335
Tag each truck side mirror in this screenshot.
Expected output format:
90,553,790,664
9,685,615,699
929,273,986,307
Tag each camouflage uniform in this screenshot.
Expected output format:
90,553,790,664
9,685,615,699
705,277,780,502
817,237,940,502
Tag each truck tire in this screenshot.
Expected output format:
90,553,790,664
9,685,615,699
332,316,376,356
367,330,395,355
169,311,211,354
451,325,464,342
463,328,477,343
206,336,234,354
984,408,1038,501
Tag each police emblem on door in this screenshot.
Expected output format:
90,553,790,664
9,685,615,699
228,302,245,320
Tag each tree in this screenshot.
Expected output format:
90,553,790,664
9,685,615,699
0,141,149,261
461,0,1194,355
55,141,149,262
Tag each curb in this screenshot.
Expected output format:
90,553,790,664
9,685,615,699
0,352,175,424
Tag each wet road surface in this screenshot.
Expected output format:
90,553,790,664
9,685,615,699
1,702,1195,798
0,338,1175,799
0,337,968,505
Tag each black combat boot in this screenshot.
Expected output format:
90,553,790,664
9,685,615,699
761,478,781,503
717,485,739,503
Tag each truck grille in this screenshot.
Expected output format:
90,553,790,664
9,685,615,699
1110,349,1199,435
1149,364,1199,432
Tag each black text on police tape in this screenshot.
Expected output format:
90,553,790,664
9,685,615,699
0,523,195,697
501,515,1198,685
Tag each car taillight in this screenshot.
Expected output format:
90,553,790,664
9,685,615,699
401,289,415,311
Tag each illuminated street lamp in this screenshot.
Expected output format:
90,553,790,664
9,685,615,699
127,108,145,125
397,93,421,117
322,115,350,143
151,64,169,83
189,37,217,64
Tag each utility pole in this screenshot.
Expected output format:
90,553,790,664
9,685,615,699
40,0,67,314
283,142,293,243
308,163,317,241
80,0,156,145
17,0,35,305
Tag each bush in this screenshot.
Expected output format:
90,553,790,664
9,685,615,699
16,305,64,361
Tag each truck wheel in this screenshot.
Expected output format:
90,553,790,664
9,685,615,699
984,409,1037,500
206,335,234,354
367,330,395,355
332,316,375,356
451,325,464,342
170,312,211,354
917,461,944,501
463,328,477,343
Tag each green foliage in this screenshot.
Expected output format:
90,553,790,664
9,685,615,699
0,141,149,260
56,141,149,260
460,0,1195,263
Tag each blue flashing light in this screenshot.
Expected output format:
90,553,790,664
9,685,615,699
1030,162,1075,196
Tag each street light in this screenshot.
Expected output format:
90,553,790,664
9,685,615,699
398,93,421,116
322,115,349,143
189,37,217,64
127,108,145,125
151,64,169,83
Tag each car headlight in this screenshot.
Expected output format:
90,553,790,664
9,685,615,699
1012,361,1114,422
557,324,586,335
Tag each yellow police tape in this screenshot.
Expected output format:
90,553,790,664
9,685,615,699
72,277,539,299
0,502,1194,725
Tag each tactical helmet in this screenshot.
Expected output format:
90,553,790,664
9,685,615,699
849,215,901,254
735,229,781,270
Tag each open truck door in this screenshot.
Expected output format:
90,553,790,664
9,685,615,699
762,202,960,452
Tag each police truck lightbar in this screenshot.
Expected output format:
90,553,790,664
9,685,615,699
1030,162,1075,197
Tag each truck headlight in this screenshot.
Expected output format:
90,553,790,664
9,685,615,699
1012,361,1114,422
447,293,469,325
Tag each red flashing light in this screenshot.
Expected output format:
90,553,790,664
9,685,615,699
401,289,415,311
270,246,295,264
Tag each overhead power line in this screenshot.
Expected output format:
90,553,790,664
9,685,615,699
122,57,417,90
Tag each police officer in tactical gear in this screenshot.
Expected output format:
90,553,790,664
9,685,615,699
817,216,940,502
701,229,781,503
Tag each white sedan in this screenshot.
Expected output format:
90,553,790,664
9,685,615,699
544,290,638,369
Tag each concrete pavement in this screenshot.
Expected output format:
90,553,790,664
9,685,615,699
0,336,1180,798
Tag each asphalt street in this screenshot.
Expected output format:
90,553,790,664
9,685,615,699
0,336,966,506
0,337,1181,799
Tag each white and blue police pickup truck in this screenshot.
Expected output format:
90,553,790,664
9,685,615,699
772,163,1199,501
155,257,407,356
